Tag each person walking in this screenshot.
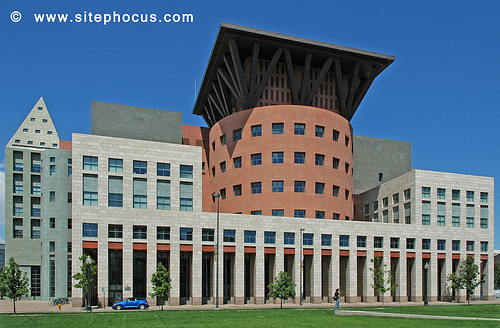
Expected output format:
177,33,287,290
334,288,341,310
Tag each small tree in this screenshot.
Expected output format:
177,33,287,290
447,256,484,305
267,271,296,308
447,272,462,302
369,256,398,306
0,257,30,313
72,254,97,307
149,263,172,310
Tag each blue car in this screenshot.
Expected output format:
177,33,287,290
112,298,149,310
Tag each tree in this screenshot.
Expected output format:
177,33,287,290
447,256,484,305
494,263,500,290
369,256,398,306
149,262,172,310
267,271,296,308
72,254,97,307
0,257,30,313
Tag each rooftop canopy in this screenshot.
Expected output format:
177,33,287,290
193,23,394,127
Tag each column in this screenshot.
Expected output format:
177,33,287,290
346,251,357,303
254,246,265,304
312,248,322,303
191,241,202,305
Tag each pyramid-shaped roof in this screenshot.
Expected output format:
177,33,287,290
7,97,61,149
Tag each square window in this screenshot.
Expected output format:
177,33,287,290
374,236,383,248
315,211,324,219
294,152,305,164
244,230,256,243
422,239,431,250
284,232,295,245
272,181,284,193
202,228,214,242
437,239,446,251
357,236,367,248
406,238,415,249
315,154,324,166
83,223,98,237
233,157,242,169
180,165,193,178
315,125,324,137
294,123,305,135
294,181,305,193
480,241,488,252
294,210,305,218
251,182,262,194
272,209,284,216
315,182,325,195
332,129,339,141
272,152,284,164
83,156,98,170
133,160,147,174
303,233,313,246
466,241,474,252
233,184,242,196
251,125,262,137
480,192,488,203
157,163,170,176
322,234,332,246
224,229,236,243
180,227,193,241
390,237,400,249
133,225,147,239
272,123,284,135
107,158,123,173
452,189,460,201
333,213,340,220
108,224,123,238
452,240,460,251
437,188,446,199
157,226,170,240
422,187,430,198
233,129,242,141
251,153,262,166
466,191,474,202
339,235,349,247
264,231,276,244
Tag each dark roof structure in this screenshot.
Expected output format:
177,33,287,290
193,23,394,127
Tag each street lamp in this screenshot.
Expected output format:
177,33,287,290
299,228,305,306
86,256,92,312
212,192,220,309
424,262,429,306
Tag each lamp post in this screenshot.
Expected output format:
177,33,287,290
299,228,305,306
86,256,92,312
424,262,429,306
212,192,220,309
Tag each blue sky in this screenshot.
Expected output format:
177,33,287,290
0,1,498,247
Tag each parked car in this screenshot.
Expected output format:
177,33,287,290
112,298,149,310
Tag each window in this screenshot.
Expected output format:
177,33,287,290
49,217,56,228
284,232,295,245
108,176,123,207
83,156,98,170
437,188,446,199
67,218,72,229
251,210,261,215
109,159,123,173
251,125,262,137
393,207,400,223
404,189,411,201
339,235,349,247
251,182,262,194
211,141,215,151
108,225,123,238
14,205,23,217
404,203,411,224
67,242,72,253
332,129,339,141
315,125,324,137
272,209,284,216
303,233,313,246
180,181,193,211
157,163,170,176
333,157,339,169
264,231,276,244
390,237,400,249
422,239,431,250
272,123,284,135
83,223,98,237
202,228,214,242
157,180,171,210
272,152,284,164
357,236,367,248
233,184,242,196
383,197,389,208
437,202,446,226
374,237,383,248
345,136,350,147
333,213,340,220
481,205,488,228
373,201,379,211
406,238,415,249
315,182,324,195
294,210,305,218
452,203,460,227
294,181,305,193
244,231,256,243
224,229,236,243
422,201,431,225
23,128,29,132
49,165,55,176
466,204,474,228
220,161,226,173
331,185,339,197
294,152,305,164
465,191,474,202
83,174,98,206
480,241,488,252
480,192,488,203
393,193,399,204
133,178,147,209
49,241,55,253
272,181,284,193
345,163,350,174
452,240,460,251
251,153,262,166
14,162,23,171
133,160,147,174
422,187,430,198
13,218,23,238
218,135,226,146
31,219,41,239
233,129,242,141
233,157,242,169
452,189,460,201
315,154,324,166
466,241,474,252
180,227,193,241
345,190,350,200
315,211,325,219
14,185,23,194
220,188,226,200
437,239,446,251
383,210,389,223
180,165,193,178
321,234,332,246
68,166,72,177
294,123,305,135
133,225,147,239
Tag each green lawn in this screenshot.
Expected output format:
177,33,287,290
1,307,499,328
346,304,500,319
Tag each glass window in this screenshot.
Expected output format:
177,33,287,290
390,237,400,249
272,152,284,164
294,152,305,164
202,228,214,242
133,160,147,174
315,182,324,195
109,159,123,173
406,238,415,249
251,210,261,215
108,176,123,207
480,192,488,203
452,240,460,251
373,201,379,211
251,182,262,194
437,239,446,251
294,181,305,193
466,191,474,202
244,230,256,243
157,180,171,210
452,189,460,201
333,185,339,197
133,225,147,239
251,125,262,137
133,178,147,209
272,209,284,216
49,241,55,253
49,165,55,176
180,227,193,241
180,182,193,211
264,231,276,244
466,241,474,252
303,233,314,246
220,188,226,199
374,237,383,248
422,239,431,250
157,163,170,176
437,202,446,226
68,166,72,177
452,203,460,227
332,129,339,141
233,184,242,196
220,135,226,146
383,197,389,208
480,241,488,252
272,181,284,193
393,193,399,204
333,213,340,220
481,205,488,228
294,123,305,135
294,210,305,218
272,123,284,135
83,156,98,170
315,154,324,166
404,188,411,201
223,229,236,243
233,157,242,169
49,217,55,228
251,153,262,166
180,165,193,178
108,224,123,238
466,204,474,228
339,235,349,247
233,129,242,141
284,232,295,245
83,174,98,206
220,161,226,173
322,234,332,246
83,223,98,237
437,188,446,199
315,125,324,137
315,211,325,219
157,226,170,240
422,187,430,198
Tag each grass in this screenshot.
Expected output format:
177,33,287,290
1,307,499,328
346,304,500,319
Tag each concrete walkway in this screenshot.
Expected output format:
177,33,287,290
336,309,500,321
